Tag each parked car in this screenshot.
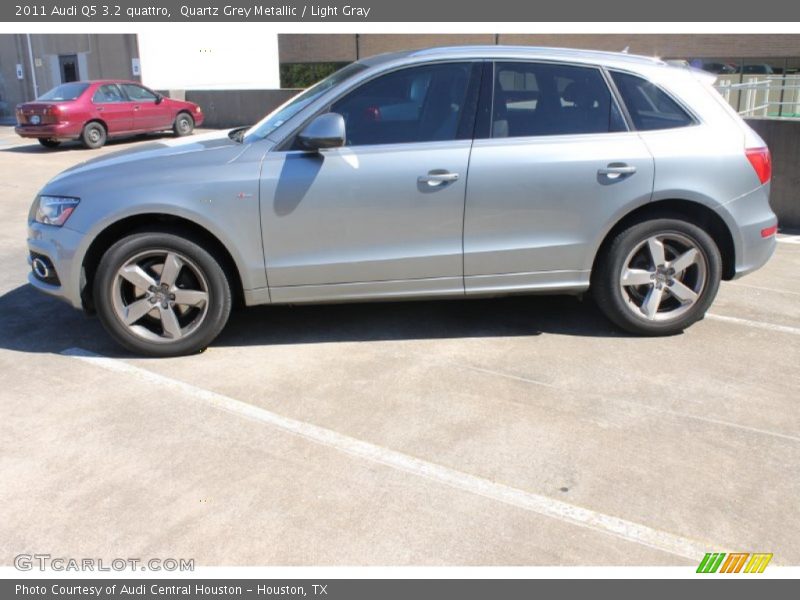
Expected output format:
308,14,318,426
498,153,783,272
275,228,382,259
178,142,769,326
15,80,204,149
26,47,777,356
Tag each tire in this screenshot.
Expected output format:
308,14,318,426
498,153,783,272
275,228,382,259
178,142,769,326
81,121,107,149
37,138,61,148
173,112,194,137
592,218,722,336
94,231,232,357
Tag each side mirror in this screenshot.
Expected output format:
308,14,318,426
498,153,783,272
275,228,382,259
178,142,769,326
154,94,164,105
297,113,345,151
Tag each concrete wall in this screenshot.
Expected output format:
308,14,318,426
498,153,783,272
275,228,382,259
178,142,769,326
278,33,800,63
746,118,800,228
183,89,300,129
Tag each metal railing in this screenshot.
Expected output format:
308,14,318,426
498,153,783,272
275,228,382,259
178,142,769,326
715,74,800,119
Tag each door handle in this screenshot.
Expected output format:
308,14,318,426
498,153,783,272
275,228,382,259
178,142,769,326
133,105,140,111
418,171,460,186
598,164,637,178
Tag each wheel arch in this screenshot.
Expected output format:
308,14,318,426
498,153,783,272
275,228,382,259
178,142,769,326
592,199,737,281
80,213,244,312
175,110,194,124
84,118,108,133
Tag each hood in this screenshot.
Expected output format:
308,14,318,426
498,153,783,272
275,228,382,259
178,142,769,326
52,130,241,181
41,129,274,200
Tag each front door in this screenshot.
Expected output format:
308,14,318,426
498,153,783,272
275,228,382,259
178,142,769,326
464,60,656,293
120,83,173,131
259,62,482,302
59,54,79,83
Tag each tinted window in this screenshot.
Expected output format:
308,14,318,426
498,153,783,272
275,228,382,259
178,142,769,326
121,84,158,102
331,63,476,146
491,62,626,138
611,71,694,131
38,83,89,101
92,84,125,103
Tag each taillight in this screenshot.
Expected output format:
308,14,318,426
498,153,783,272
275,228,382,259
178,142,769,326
42,105,62,124
746,147,771,185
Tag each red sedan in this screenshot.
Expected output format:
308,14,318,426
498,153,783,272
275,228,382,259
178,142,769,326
15,80,204,149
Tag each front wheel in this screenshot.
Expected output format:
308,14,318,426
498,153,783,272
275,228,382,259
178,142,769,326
173,112,194,137
592,218,722,336
94,232,232,356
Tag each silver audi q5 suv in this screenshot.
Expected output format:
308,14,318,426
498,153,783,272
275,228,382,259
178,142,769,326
27,46,777,356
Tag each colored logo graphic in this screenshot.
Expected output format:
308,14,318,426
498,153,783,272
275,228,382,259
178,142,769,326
697,552,773,573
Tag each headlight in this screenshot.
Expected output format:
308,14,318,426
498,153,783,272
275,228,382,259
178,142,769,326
34,195,80,227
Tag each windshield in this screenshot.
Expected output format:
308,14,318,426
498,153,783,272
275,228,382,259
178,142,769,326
38,83,90,101
243,62,368,142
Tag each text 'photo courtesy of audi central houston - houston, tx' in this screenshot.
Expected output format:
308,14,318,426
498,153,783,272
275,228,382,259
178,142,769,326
25,46,777,356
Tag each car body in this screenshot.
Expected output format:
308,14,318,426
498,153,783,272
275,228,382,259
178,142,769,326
15,80,204,148
26,46,777,356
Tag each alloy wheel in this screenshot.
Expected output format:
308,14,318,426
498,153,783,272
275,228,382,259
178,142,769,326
618,232,708,322
110,250,210,343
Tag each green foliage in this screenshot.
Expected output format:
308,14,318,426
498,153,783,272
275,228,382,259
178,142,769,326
280,62,350,88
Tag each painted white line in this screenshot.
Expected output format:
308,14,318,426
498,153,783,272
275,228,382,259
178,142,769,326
706,313,800,336
728,282,800,297
63,347,712,561
776,235,800,244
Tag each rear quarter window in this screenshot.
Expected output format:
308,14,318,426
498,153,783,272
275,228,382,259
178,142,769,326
611,71,695,131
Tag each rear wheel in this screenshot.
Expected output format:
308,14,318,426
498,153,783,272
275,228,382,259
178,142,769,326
173,112,194,137
37,138,61,148
94,232,232,357
81,122,107,149
592,218,722,335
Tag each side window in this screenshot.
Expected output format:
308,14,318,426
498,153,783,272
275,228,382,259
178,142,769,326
610,71,694,131
330,62,477,147
92,84,125,103
491,62,626,138
121,84,158,102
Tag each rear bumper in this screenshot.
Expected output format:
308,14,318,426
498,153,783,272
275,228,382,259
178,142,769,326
716,184,777,279
15,122,81,140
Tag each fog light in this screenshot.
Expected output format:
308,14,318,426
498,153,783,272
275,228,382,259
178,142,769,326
30,253,60,285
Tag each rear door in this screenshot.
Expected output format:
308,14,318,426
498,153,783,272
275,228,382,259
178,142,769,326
463,60,655,293
91,84,134,134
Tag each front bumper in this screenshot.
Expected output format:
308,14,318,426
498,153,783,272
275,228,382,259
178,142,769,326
15,122,80,140
27,221,86,309
716,184,778,279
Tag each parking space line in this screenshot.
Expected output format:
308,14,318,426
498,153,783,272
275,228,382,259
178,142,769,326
727,282,800,296
706,313,800,336
776,235,800,244
62,346,712,561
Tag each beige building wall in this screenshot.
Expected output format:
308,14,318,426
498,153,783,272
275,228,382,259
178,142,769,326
0,34,139,116
279,33,800,63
